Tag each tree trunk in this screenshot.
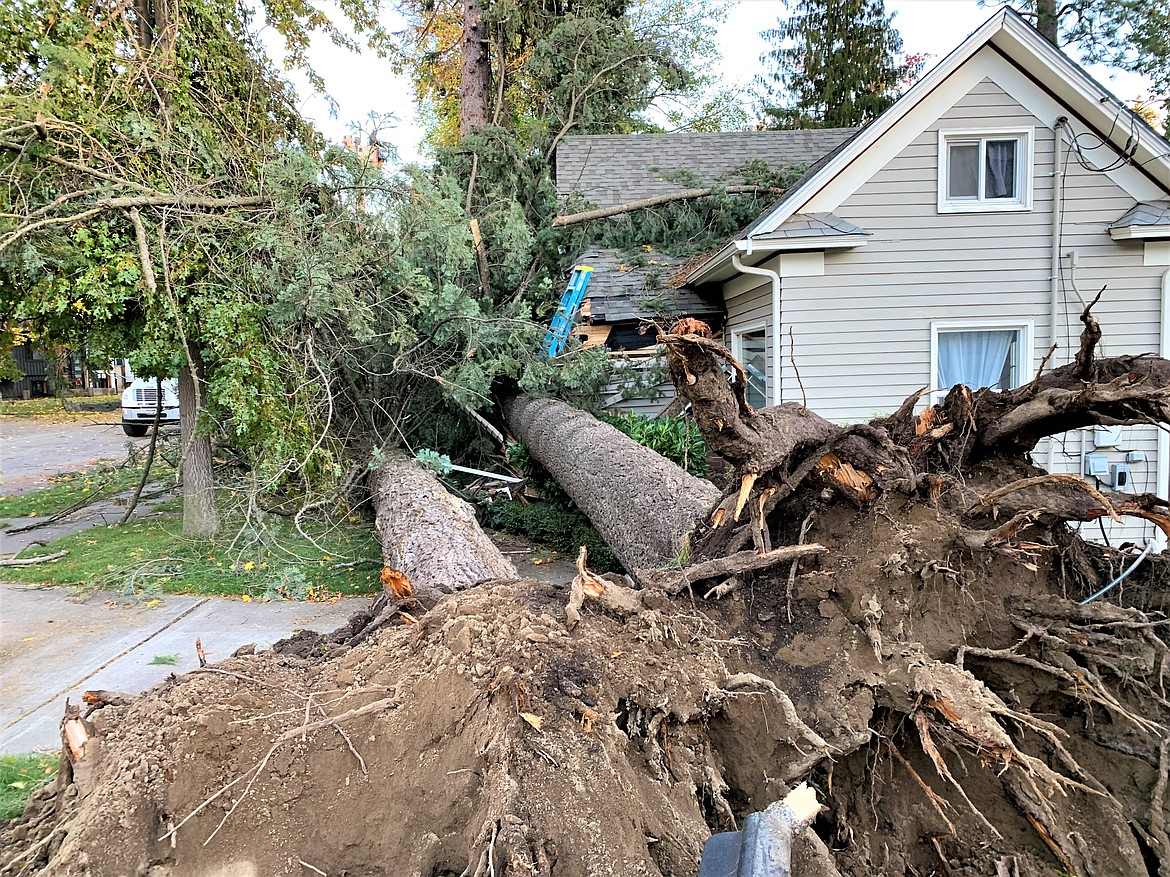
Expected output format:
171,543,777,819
502,394,721,571
370,451,518,600
179,344,219,539
1035,0,1059,45
459,0,492,136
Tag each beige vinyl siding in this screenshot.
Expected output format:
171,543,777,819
602,359,676,417
724,277,774,401
768,76,1165,543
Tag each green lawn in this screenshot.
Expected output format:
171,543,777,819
0,394,120,418
1,514,381,600
2,461,383,601
0,460,164,519
0,754,58,820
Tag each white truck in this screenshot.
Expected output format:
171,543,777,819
120,377,180,437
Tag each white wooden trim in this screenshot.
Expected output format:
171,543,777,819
730,322,769,407
929,318,1036,403
1113,226,1170,242
936,127,1034,213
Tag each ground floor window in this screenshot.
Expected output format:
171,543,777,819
932,321,1032,397
731,326,768,409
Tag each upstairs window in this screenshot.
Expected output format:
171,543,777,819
938,129,1032,212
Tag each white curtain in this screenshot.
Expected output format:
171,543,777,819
985,140,1016,198
938,330,1014,390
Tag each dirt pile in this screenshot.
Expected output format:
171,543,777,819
4,497,1169,877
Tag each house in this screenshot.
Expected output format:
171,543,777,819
556,130,858,415
568,248,723,415
674,9,1170,548
1,342,50,399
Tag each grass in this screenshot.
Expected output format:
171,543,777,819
0,507,382,600
0,394,120,418
2,452,381,600
0,754,58,821
148,654,180,665
0,460,164,520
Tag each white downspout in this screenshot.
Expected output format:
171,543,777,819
732,250,783,405
1047,117,1067,474
1157,268,1170,552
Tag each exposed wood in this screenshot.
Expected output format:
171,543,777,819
369,451,518,600
551,186,786,228
62,715,90,762
470,217,490,298
636,544,828,593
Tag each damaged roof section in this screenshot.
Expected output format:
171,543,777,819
577,249,723,325
573,248,723,356
556,130,859,210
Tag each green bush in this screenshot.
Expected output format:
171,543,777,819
601,412,708,478
483,501,621,573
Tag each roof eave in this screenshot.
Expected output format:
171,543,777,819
684,235,870,286
1109,225,1170,241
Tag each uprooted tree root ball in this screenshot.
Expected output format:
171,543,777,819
5,512,1170,877
8,306,1170,876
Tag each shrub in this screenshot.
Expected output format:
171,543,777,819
482,501,621,572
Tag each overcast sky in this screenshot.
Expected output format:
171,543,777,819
269,0,1154,166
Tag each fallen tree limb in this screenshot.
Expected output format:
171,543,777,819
636,544,827,593
551,185,785,228
0,550,68,566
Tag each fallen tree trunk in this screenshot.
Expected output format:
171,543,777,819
502,394,721,570
369,451,518,600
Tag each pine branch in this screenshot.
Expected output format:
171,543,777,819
551,185,786,228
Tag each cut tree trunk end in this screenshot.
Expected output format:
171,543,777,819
502,394,721,571
369,451,518,601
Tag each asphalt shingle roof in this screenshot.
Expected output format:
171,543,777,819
1110,200,1170,229
750,212,871,241
556,130,860,210
574,249,723,323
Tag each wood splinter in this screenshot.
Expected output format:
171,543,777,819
734,472,758,522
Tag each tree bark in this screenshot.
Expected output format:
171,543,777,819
1035,0,1059,45
502,394,721,571
459,0,492,136
179,345,219,539
369,451,518,600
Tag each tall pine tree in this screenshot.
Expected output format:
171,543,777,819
755,0,920,130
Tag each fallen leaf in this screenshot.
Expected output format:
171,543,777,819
520,712,543,731
241,594,252,602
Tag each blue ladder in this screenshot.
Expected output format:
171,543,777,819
543,265,594,358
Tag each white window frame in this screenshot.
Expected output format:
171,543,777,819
929,319,1034,402
730,323,769,409
937,127,1034,213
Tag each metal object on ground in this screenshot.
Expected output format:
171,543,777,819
699,783,821,877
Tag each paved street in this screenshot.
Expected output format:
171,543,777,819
0,416,150,496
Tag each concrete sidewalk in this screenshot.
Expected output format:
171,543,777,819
0,585,368,754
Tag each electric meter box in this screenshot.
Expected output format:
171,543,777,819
1110,463,1133,490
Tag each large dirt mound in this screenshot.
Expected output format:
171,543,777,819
4,500,1169,877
